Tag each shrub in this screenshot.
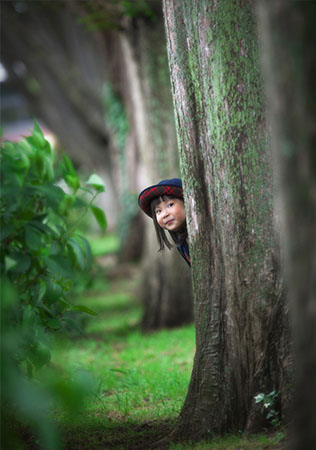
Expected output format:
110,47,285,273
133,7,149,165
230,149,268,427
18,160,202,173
0,121,106,448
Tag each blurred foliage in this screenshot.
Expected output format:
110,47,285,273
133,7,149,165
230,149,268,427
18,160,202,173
0,121,106,449
78,0,157,31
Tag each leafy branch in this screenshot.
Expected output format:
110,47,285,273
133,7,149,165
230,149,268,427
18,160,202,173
1,120,107,375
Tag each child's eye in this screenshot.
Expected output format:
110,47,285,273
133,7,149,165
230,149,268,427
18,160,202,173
155,209,161,214
168,202,174,207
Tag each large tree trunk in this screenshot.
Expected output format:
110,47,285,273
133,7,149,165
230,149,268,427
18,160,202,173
163,0,292,438
257,2,316,449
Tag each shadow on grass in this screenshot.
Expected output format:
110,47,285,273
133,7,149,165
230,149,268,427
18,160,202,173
71,323,141,342
60,419,174,450
85,300,141,316
57,421,288,450
7,418,288,450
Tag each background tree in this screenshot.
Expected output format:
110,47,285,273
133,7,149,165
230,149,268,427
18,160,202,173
69,0,193,328
257,1,316,449
103,3,193,329
2,0,193,330
1,1,109,171
1,1,119,230
162,0,292,439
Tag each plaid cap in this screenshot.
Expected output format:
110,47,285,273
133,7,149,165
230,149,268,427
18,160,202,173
138,178,183,217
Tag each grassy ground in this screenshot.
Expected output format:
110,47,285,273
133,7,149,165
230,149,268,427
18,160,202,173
48,234,286,450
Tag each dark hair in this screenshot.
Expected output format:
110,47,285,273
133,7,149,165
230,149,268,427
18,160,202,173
150,195,187,252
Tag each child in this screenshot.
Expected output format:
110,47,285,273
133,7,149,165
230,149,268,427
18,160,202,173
138,178,190,267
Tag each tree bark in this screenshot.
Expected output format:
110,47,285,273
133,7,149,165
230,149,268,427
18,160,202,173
257,2,316,448
163,0,291,438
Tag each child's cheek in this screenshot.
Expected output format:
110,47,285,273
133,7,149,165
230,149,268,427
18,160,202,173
158,217,165,229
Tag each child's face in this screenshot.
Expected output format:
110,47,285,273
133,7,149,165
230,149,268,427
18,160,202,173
154,198,186,232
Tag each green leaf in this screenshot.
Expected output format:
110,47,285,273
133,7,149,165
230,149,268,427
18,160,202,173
86,174,105,192
4,256,17,271
17,139,34,156
9,254,31,273
25,225,42,251
15,146,31,170
32,184,64,210
26,120,51,153
45,280,63,305
268,390,277,397
0,225,13,242
58,297,70,311
29,341,51,369
71,305,97,316
22,305,37,328
33,150,46,179
62,154,80,191
46,318,62,330
46,255,74,278
254,393,265,403
67,238,86,271
63,154,77,177
49,241,63,256
38,303,53,317
32,279,47,305
44,157,54,182
91,206,107,233
33,120,46,145
78,236,92,268
30,220,58,238
58,194,76,216
64,174,80,192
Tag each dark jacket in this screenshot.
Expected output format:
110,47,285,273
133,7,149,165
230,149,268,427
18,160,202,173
176,241,191,267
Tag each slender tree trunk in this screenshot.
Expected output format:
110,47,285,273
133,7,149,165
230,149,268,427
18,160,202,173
114,12,193,329
163,0,291,438
257,2,316,448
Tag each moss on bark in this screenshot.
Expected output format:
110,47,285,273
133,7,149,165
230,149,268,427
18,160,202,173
163,0,291,438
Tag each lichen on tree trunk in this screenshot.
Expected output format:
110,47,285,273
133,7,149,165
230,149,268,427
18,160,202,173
163,0,292,438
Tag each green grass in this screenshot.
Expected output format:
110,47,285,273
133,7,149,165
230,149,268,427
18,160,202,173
47,264,197,448
46,236,286,449
51,284,195,425
87,233,120,256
